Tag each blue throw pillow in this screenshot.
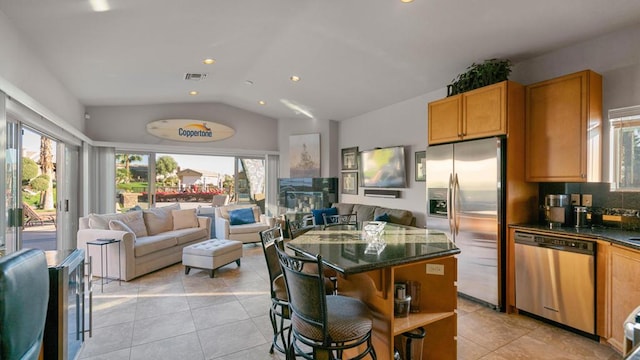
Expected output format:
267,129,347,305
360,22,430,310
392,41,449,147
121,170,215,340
311,207,338,225
229,208,256,225
375,213,391,222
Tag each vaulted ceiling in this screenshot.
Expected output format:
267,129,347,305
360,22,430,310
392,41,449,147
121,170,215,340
2,0,640,121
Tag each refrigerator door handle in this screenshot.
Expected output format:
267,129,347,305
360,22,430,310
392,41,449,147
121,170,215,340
454,173,461,236
447,173,454,235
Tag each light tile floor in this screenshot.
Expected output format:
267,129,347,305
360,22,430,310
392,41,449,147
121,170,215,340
79,245,622,360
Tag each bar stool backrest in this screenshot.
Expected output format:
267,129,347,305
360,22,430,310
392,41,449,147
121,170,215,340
274,238,329,341
259,226,285,298
322,213,357,228
286,215,314,239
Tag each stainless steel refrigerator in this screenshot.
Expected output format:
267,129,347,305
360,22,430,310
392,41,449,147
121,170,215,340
426,137,505,309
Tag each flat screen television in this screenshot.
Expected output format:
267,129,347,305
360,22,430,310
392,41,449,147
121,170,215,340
359,146,407,188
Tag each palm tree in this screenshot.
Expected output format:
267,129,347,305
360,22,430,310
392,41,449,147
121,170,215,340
39,137,55,210
116,154,143,183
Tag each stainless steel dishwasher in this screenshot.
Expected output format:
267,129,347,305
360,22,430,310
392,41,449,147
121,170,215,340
515,231,596,334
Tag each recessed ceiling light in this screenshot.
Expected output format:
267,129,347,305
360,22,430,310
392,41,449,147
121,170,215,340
258,100,266,105
203,58,215,65
245,80,254,85
89,0,110,12
401,0,414,3
290,75,301,82
189,91,198,96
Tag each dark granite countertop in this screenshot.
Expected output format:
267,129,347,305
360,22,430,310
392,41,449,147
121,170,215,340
510,223,640,251
287,225,460,275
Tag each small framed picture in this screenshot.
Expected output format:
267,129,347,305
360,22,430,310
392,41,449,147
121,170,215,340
415,151,426,182
342,172,358,195
341,147,359,171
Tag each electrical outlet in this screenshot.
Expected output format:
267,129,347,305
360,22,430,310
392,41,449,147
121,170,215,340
571,194,581,205
426,264,444,275
582,194,593,207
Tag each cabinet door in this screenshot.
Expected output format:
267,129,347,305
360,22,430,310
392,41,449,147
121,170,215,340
462,81,507,140
428,95,462,145
608,245,640,353
525,70,601,182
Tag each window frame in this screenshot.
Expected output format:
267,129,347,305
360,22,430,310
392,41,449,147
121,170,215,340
609,105,640,191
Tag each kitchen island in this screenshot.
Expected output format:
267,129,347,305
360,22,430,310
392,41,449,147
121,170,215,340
288,224,460,360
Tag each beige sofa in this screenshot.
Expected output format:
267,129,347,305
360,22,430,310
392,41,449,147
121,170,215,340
215,204,271,244
330,202,416,227
77,203,211,281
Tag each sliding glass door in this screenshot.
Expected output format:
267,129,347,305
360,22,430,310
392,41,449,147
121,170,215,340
115,153,151,211
3,119,21,254
113,152,266,212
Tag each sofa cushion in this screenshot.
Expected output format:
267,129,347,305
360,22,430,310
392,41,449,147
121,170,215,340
172,209,198,230
228,222,270,235
167,227,209,245
134,235,178,257
353,204,377,222
374,207,414,226
311,207,338,225
332,203,354,215
229,208,256,225
143,203,180,235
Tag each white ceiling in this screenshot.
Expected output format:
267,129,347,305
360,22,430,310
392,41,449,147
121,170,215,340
2,0,640,121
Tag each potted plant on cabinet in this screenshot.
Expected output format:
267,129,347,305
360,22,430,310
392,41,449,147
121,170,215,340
447,58,512,96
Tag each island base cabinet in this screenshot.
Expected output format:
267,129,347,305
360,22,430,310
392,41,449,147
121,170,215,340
338,256,458,360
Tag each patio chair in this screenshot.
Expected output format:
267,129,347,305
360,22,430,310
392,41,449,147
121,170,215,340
212,194,230,207
22,202,55,226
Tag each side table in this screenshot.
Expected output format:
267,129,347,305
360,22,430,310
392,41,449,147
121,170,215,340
86,238,121,292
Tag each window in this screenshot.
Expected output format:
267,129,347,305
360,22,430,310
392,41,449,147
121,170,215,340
610,105,640,191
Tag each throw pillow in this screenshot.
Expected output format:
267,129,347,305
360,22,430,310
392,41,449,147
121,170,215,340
229,208,256,225
109,220,136,240
127,205,142,212
311,207,338,226
143,203,180,235
374,212,391,222
119,210,148,238
172,209,198,230
88,213,120,230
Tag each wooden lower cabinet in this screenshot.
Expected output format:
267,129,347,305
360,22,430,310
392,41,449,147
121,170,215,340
605,244,640,353
338,256,458,360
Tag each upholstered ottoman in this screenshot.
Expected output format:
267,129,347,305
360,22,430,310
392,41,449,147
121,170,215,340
182,239,242,278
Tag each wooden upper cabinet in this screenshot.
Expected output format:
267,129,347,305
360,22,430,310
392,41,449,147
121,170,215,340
428,81,514,145
428,95,462,144
463,82,507,139
525,70,602,182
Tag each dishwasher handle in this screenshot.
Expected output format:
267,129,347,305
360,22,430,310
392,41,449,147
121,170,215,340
514,231,595,255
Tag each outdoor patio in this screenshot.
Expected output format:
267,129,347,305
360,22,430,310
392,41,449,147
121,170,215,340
23,223,56,250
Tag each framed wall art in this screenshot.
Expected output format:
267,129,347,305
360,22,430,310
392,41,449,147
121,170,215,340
341,172,358,195
341,146,358,171
415,151,426,182
289,133,320,178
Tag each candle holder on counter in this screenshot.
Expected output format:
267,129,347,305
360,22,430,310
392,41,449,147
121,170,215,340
363,221,387,255
394,283,412,317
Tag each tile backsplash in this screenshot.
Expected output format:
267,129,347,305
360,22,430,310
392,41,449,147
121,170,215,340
539,182,640,230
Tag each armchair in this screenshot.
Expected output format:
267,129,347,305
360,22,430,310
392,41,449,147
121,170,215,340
0,249,50,360
214,204,270,243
